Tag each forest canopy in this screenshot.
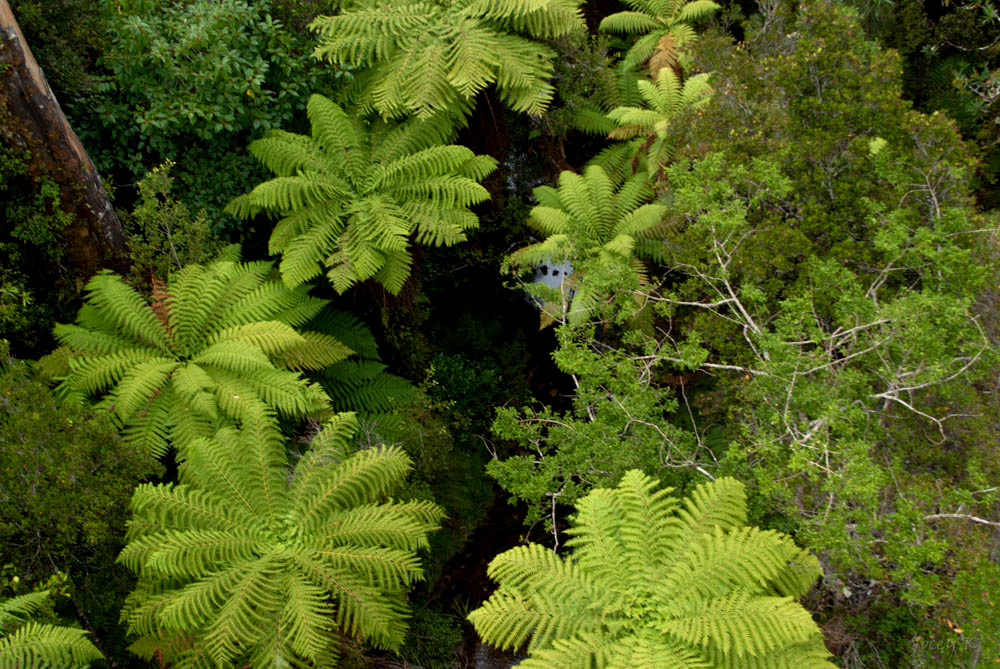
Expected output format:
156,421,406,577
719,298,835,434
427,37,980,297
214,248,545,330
1,0,999,667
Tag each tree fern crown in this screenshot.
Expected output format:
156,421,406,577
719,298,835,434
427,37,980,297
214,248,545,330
604,67,713,175
468,471,834,668
119,405,445,667
509,165,667,326
52,260,343,455
228,95,498,294
310,0,586,120
599,0,721,74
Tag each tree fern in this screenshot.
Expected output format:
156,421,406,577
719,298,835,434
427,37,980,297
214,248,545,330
509,165,666,326
310,0,586,120
599,67,713,179
599,0,720,75
0,592,103,668
228,94,497,294
119,404,444,668
468,471,833,668
51,260,341,455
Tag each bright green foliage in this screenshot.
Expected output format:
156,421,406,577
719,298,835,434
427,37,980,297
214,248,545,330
119,405,444,668
600,67,712,180
229,94,497,293
660,3,1000,626
599,0,720,74
509,165,666,326
489,325,692,528
0,591,102,668
310,0,586,119
469,471,833,668
50,260,341,455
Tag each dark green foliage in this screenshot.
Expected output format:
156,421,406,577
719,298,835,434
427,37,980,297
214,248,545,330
73,0,338,227
0,141,74,357
470,471,833,668
0,353,161,666
540,31,622,138
0,355,161,584
398,608,463,669
104,0,312,140
120,405,444,667
122,160,234,292
8,0,109,98
842,0,1000,205
305,308,418,432
636,2,1000,657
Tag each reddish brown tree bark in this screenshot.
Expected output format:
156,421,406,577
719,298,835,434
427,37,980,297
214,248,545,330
0,0,127,280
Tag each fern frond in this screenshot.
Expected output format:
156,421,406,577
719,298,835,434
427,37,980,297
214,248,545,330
232,94,494,293
605,632,712,669
312,501,445,550
109,359,178,422
279,574,336,663
126,484,255,544
600,0,719,73
310,545,424,590
323,360,412,411
208,321,305,356
82,270,170,354
52,323,133,355
599,10,661,34
202,561,286,664
62,349,158,396
289,548,405,648
122,390,174,457
469,593,581,652
0,621,103,668
469,472,831,667
663,591,820,658
516,632,616,669
311,0,582,119
57,261,340,455
0,592,48,628
145,530,269,579
121,414,442,665
292,445,412,534
274,331,353,372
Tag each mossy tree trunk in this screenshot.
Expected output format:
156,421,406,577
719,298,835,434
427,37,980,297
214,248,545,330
0,0,127,280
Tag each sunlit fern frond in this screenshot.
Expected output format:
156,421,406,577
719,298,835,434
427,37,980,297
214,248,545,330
121,404,443,668
229,95,497,295
54,260,337,455
469,471,832,668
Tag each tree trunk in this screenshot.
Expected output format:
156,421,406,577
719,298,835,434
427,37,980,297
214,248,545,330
0,0,127,280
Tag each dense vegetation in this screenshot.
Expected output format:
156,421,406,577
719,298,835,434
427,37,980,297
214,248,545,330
2,0,999,666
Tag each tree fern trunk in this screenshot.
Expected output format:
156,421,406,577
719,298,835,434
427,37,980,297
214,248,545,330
0,0,127,276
